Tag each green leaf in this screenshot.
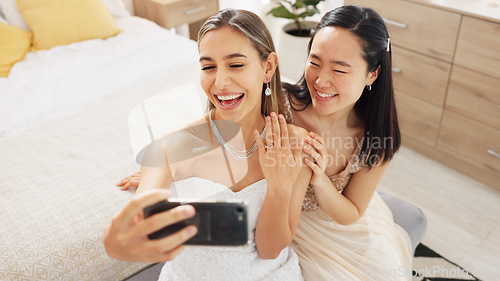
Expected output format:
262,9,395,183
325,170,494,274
302,0,323,6
298,6,320,18
293,0,305,9
268,5,299,19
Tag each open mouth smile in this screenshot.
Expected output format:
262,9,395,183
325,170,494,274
215,93,245,109
315,90,338,100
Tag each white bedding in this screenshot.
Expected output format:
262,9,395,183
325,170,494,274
0,16,199,137
0,61,201,281
0,13,204,280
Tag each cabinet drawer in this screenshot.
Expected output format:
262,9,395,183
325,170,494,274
395,91,442,146
392,47,451,107
134,0,218,29
345,0,461,62
437,111,500,175
446,66,500,130
454,16,500,79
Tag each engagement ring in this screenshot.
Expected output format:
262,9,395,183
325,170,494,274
265,143,274,148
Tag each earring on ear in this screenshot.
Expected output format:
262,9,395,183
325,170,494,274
265,83,272,96
367,85,372,91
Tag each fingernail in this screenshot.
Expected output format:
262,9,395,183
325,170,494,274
183,205,195,216
187,226,197,235
270,112,276,117
266,116,271,123
279,114,284,120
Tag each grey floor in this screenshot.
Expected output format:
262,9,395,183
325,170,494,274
125,263,164,281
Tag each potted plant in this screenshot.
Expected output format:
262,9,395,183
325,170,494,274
267,0,325,82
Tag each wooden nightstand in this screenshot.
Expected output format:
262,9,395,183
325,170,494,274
133,0,219,40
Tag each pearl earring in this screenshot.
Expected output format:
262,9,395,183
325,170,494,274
367,85,372,91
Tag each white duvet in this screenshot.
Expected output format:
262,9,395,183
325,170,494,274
0,16,199,137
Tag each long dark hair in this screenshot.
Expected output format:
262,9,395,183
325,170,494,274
284,5,400,167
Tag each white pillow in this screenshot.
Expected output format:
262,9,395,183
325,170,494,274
0,0,129,30
0,0,29,30
101,0,131,18
0,14,7,24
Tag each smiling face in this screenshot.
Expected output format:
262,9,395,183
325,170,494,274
198,27,270,123
305,26,379,116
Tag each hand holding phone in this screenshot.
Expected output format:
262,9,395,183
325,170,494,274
143,199,249,246
103,190,197,262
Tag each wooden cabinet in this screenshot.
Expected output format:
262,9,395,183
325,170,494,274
395,90,442,146
133,0,219,39
454,16,500,79
392,47,451,107
438,111,500,176
347,0,461,62
446,66,500,131
345,0,500,190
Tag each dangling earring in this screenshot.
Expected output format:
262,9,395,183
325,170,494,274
367,85,372,91
265,83,272,96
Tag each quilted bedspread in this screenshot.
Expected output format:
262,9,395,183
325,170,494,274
0,62,200,280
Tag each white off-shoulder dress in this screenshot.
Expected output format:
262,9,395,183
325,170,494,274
291,145,413,281
158,177,304,281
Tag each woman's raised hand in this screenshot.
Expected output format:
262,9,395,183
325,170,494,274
302,132,330,188
116,172,141,191
254,112,304,190
103,189,197,262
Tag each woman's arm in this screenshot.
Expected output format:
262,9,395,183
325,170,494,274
311,163,387,225
303,132,388,225
254,113,312,259
136,138,174,195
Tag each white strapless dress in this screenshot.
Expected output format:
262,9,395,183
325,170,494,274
157,177,304,281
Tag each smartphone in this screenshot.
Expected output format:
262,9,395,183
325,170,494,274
143,199,249,246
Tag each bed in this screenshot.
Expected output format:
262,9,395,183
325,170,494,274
0,1,203,280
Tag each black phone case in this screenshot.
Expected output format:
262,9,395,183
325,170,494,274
143,200,249,246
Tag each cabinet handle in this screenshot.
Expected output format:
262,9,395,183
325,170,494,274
392,67,402,73
383,18,408,29
185,6,205,15
487,149,500,160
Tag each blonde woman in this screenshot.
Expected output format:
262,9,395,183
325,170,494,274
106,9,311,280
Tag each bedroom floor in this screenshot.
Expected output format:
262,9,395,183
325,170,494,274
379,146,500,281
126,146,500,281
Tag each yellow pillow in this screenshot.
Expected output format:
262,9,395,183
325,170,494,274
17,0,121,51
0,22,33,77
